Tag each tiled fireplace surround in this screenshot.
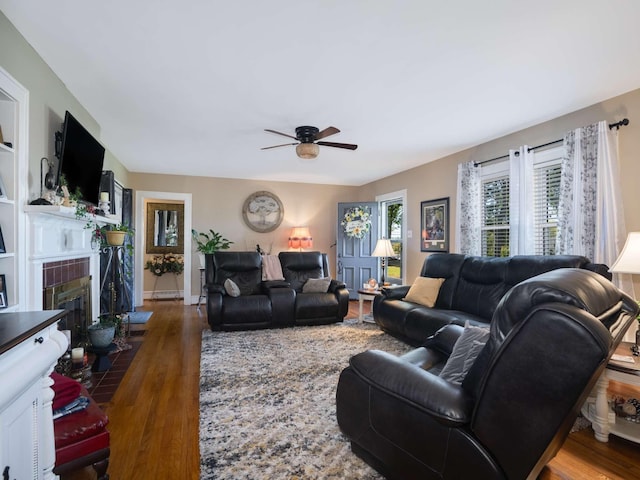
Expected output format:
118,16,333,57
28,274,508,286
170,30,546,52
42,258,90,290
26,206,107,322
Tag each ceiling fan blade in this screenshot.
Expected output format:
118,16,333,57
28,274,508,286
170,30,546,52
315,126,340,140
260,142,298,150
317,141,358,150
264,129,298,140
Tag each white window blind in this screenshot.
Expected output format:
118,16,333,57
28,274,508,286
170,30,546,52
481,174,510,257
533,160,561,255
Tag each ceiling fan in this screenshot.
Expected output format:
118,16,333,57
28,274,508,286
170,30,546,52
262,126,358,159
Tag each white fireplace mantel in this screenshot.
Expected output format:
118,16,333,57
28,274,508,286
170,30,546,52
24,205,117,322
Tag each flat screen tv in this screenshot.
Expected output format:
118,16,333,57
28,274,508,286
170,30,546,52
57,110,105,206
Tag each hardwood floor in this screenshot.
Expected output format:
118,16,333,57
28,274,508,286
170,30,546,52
64,300,640,479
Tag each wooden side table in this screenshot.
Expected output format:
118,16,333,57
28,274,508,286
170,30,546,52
582,342,640,444
357,289,381,323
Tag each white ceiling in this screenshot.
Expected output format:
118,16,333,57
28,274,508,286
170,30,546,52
2,1,640,186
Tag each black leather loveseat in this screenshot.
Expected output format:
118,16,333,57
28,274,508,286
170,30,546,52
205,251,349,331
373,253,611,345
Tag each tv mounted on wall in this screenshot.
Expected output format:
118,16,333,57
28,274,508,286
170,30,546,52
55,111,105,206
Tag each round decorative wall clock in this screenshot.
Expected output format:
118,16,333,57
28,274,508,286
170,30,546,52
242,191,284,233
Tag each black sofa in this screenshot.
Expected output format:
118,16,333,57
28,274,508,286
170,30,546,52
373,253,611,345
205,251,348,331
337,268,638,479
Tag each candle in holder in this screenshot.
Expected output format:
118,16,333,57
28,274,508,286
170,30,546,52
100,191,109,202
71,347,84,369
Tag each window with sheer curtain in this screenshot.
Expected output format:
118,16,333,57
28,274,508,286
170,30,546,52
478,146,563,257
458,121,629,314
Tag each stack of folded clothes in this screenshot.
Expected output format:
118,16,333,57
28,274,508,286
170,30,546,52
51,372,89,419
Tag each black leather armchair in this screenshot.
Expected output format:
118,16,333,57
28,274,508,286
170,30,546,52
278,251,349,325
337,268,638,480
205,251,295,331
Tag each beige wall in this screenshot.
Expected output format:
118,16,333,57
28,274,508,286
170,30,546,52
130,173,358,296
0,11,130,199
360,88,640,285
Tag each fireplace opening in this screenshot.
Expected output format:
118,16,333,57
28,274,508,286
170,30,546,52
44,275,92,348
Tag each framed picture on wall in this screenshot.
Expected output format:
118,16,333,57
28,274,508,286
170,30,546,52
0,274,7,308
420,197,450,253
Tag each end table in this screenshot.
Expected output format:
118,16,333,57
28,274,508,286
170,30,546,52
582,341,640,444
357,288,381,323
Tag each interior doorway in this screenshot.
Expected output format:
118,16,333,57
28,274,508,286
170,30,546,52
134,191,193,307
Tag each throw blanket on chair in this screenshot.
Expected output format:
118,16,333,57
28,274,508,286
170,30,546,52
262,255,285,281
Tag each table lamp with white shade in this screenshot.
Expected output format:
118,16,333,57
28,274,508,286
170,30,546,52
609,231,640,350
372,238,395,286
610,232,640,278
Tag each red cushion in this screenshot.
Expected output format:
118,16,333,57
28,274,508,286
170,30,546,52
55,430,110,466
54,386,109,451
50,372,82,410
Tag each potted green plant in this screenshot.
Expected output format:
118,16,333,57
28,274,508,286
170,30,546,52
192,229,233,267
104,223,134,246
87,315,117,348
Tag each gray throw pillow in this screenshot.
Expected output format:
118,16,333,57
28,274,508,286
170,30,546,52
302,277,331,293
439,322,490,385
224,278,241,297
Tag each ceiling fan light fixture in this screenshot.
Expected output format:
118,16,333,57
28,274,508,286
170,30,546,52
296,143,319,159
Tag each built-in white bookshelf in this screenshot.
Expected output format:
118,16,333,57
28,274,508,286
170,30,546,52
0,67,28,311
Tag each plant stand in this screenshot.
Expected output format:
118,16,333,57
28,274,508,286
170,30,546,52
88,343,117,372
100,246,131,338
151,272,182,301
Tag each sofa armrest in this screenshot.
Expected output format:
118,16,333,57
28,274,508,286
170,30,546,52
380,285,410,300
205,283,225,295
422,324,465,354
266,286,296,327
262,280,290,289
349,349,473,426
329,279,346,293
206,291,224,329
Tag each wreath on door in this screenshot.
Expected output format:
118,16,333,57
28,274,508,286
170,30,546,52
341,206,372,239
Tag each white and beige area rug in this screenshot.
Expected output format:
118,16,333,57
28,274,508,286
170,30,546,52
199,320,412,479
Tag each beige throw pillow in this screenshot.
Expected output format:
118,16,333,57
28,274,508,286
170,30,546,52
404,276,445,307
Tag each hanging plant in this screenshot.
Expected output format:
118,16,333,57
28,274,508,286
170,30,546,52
341,206,372,239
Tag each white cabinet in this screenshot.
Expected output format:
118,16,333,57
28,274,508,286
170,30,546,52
0,381,41,479
0,311,68,480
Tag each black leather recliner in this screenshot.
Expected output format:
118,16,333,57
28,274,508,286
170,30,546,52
278,251,349,325
205,251,295,331
337,268,638,480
